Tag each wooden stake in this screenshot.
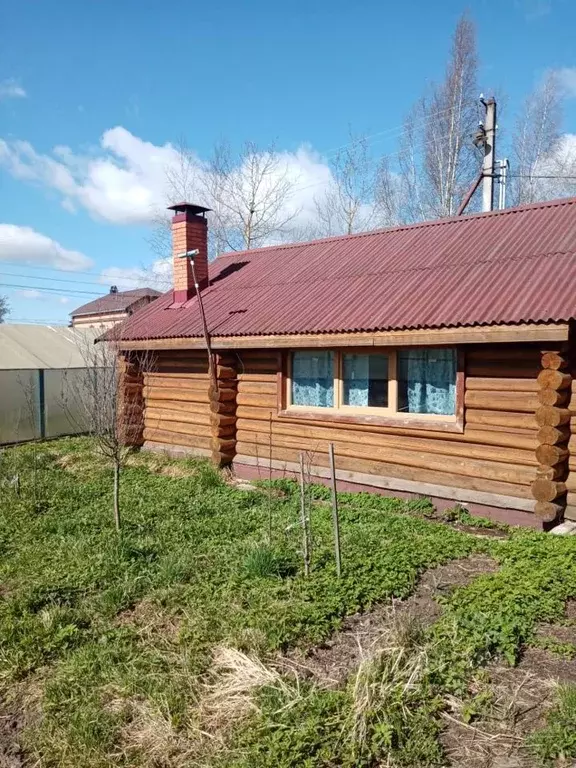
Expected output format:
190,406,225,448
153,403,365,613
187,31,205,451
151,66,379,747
328,443,342,578
299,452,310,577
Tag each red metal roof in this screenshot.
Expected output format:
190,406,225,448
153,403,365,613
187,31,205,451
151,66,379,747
117,198,576,342
72,287,161,318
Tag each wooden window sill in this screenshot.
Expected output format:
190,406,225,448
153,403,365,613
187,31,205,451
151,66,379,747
278,408,464,434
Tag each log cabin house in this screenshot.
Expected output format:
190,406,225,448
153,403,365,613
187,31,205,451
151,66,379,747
114,199,576,529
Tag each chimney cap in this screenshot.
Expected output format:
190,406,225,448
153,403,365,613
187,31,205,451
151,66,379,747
110,285,118,294
168,202,212,217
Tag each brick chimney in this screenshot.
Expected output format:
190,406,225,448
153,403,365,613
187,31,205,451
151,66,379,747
169,202,211,304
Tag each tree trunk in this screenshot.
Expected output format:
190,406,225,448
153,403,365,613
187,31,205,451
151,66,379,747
113,461,121,531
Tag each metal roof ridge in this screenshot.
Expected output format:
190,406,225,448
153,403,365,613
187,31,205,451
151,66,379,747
211,196,576,261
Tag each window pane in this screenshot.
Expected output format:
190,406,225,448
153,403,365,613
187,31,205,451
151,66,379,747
343,353,389,407
291,351,334,407
397,348,456,415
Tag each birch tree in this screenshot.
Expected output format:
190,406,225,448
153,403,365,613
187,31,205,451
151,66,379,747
203,140,300,251
398,14,480,221
511,71,568,205
311,132,399,237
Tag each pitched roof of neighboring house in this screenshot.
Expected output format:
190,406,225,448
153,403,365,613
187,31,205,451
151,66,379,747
0,325,100,370
116,197,576,342
71,288,161,318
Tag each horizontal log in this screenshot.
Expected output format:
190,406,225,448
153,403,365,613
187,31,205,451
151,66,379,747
212,450,234,467
216,364,237,380
467,347,541,362
210,414,237,428
237,381,278,396
143,417,210,439
466,409,536,430
236,392,277,408
535,444,569,466
144,398,209,415
536,464,567,481
531,478,566,502
465,365,541,379
215,387,237,402
235,431,535,485
235,442,534,499
235,424,536,466
237,416,537,451
534,501,564,522
541,352,568,371
143,388,209,405
151,367,209,378
144,407,210,427
143,427,211,451
537,388,570,407
214,438,236,453
144,374,210,391
537,370,571,391
464,390,539,413
465,377,538,392
538,425,570,446
237,372,277,384
535,407,571,427
214,424,236,439
210,400,236,416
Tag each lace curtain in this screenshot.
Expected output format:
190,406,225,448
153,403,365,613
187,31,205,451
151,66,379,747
398,349,456,415
292,351,334,407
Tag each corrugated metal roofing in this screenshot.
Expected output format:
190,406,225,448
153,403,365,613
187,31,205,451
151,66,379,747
71,287,161,318
117,197,576,342
0,325,100,370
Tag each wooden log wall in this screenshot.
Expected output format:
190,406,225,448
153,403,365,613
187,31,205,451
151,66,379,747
564,368,576,521
141,350,212,453
210,353,238,467
118,352,147,446
531,351,572,523
234,346,543,510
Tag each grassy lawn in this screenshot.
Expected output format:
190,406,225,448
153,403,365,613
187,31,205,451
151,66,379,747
1,438,576,767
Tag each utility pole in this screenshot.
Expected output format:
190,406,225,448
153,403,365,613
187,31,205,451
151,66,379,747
481,96,497,212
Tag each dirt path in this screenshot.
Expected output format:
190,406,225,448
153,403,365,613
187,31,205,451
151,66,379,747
441,601,576,768
282,554,498,687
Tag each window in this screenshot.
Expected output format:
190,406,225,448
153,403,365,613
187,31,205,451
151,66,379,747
397,349,456,415
342,353,389,407
286,347,459,422
291,350,334,407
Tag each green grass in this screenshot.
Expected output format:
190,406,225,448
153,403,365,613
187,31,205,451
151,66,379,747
1,438,576,767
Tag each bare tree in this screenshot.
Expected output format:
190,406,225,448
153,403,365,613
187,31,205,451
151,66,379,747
511,71,566,205
0,295,9,323
203,140,301,251
62,331,155,531
398,14,480,221
311,132,399,237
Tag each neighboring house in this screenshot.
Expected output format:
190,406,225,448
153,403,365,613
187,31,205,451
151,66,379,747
0,324,99,443
112,200,576,530
71,286,161,328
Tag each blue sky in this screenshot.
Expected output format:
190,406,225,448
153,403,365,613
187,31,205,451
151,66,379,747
1,0,575,323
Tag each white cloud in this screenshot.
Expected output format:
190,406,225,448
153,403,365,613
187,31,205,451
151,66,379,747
556,67,576,98
14,289,70,305
0,127,334,229
0,224,93,271
0,78,26,100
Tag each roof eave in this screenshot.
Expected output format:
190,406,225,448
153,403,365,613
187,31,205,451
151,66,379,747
116,321,570,351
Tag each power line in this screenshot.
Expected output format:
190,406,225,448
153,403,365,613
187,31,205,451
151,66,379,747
0,263,171,287
508,174,576,180
0,282,102,297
